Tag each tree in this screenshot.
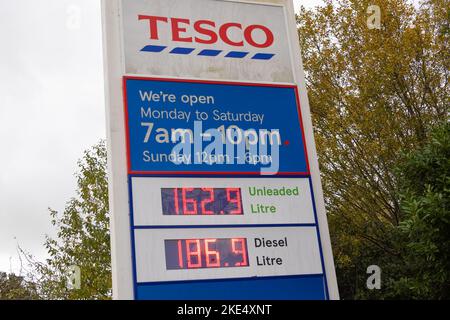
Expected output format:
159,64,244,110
0,272,39,300
297,0,448,299
26,141,111,300
391,122,450,299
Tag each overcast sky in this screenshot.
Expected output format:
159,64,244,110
0,0,105,273
0,0,369,273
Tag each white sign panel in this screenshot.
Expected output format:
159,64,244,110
122,0,294,82
132,177,316,226
134,227,322,282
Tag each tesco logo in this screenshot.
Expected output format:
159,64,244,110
138,15,276,60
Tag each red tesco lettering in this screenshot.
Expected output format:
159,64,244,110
138,15,274,48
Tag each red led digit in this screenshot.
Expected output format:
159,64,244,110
173,188,180,215
231,238,248,266
186,239,202,268
200,188,214,215
204,239,220,267
177,240,184,268
226,188,242,215
165,238,249,270
182,188,198,215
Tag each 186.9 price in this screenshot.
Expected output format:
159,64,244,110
165,238,249,270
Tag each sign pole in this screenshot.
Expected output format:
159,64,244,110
102,0,134,299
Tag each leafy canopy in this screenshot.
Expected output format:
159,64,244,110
27,141,111,300
297,0,449,299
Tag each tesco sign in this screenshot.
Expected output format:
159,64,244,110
123,0,295,83
138,15,275,48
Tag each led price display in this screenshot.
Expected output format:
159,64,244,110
165,238,249,270
161,188,243,215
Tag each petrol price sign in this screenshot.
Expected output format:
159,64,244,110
131,177,316,226
102,0,339,300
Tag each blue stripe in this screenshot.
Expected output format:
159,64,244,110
225,51,249,58
141,45,167,53
136,273,325,286
133,223,317,229
252,53,275,60
198,49,222,57
128,176,138,300
170,47,195,55
136,274,327,300
141,47,275,61
308,176,331,300
130,173,310,179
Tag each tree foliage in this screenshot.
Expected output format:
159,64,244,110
297,0,449,299
27,141,111,300
0,272,39,300
391,122,450,298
